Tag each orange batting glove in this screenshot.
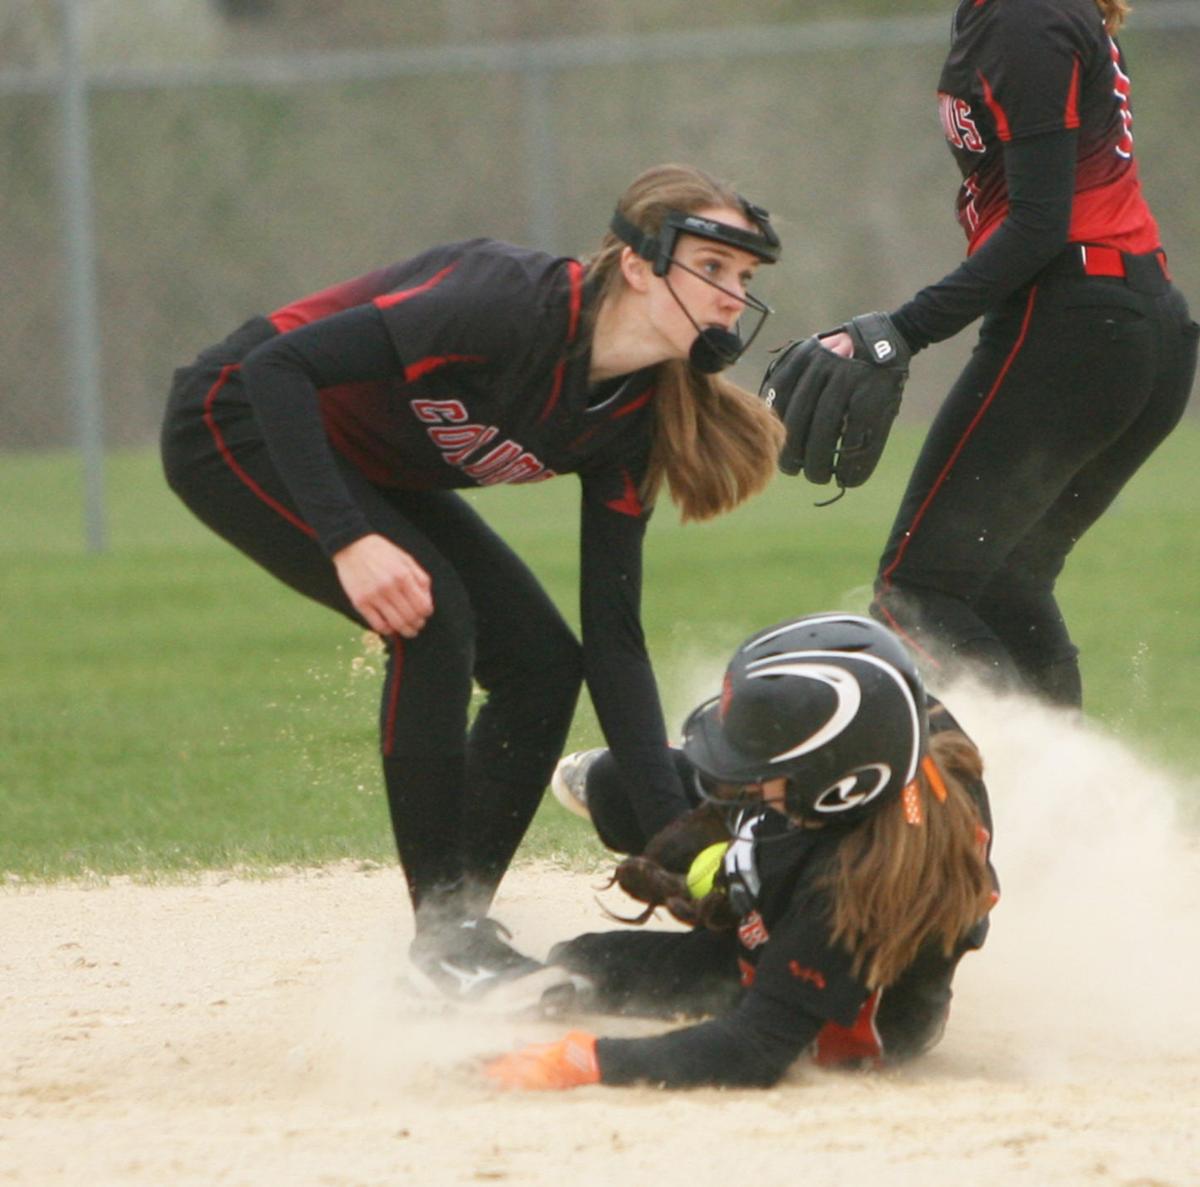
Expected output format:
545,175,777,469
483,1030,600,1091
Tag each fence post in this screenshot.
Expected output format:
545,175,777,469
520,64,559,252
58,0,107,553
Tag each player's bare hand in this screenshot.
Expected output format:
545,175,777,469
332,534,433,639
819,330,854,358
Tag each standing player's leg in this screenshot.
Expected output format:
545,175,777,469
873,278,1190,698
977,283,1197,705
393,490,584,916
165,419,482,922
871,295,1056,686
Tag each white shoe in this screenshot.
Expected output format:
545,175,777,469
550,749,607,821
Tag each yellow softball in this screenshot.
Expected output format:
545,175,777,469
686,842,730,899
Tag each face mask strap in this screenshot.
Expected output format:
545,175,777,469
665,257,773,346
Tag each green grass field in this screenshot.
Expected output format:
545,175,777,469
2,423,1196,881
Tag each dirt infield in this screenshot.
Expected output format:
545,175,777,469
4,692,1199,1187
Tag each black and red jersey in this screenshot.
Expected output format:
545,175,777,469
939,0,1158,253
263,239,657,513
179,238,692,836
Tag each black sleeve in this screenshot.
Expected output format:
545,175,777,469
578,492,691,841
240,304,404,557
889,128,1077,352
596,880,867,1088
596,990,821,1088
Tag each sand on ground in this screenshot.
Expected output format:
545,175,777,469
4,690,1199,1187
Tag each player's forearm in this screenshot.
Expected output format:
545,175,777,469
891,128,1077,351
595,1013,804,1088
579,504,689,836
241,306,399,555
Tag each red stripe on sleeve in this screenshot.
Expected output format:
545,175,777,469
373,262,459,310
565,259,583,339
976,70,1011,141
1063,56,1081,129
537,261,586,425
403,354,486,383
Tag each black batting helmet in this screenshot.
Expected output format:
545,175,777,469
681,613,927,825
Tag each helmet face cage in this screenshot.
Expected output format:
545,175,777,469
681,615,927,828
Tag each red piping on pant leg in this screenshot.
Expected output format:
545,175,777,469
874,599,942,669
381,639,404,757
877,284,1041,630
202,363,317,539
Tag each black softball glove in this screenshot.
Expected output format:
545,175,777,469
761,311,911,488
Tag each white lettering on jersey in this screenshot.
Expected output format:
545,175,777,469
960,175,983,235
410,398,556,484
429,424,498,465
411,398,467,424
938,92,985,153
1108,36,1134,159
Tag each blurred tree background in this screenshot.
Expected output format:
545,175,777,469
1,0,1196,452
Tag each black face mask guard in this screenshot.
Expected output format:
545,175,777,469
609,199,780,374
662,260,774,374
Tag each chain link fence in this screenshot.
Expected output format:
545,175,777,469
3,1,1197,466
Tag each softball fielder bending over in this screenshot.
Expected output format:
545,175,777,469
162,164,783,1001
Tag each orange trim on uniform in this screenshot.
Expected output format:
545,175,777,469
922,755,949,803
815,990,884,1068
902,781,923,826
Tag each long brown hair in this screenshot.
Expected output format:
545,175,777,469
586,164,785,522
823,730,997,989
1095,0,1130,33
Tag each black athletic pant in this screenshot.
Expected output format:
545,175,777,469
873,251,1198,707
162,321,582,926
582,748,704,856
